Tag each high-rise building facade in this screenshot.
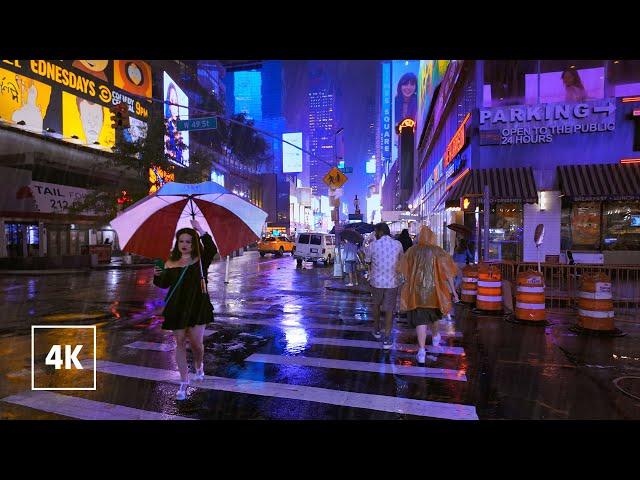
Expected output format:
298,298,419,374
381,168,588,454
307,61,337,197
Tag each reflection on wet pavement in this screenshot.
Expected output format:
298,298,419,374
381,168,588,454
0,251,639,420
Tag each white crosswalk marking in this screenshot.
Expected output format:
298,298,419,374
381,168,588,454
245,353,467,381
309,337,466,356
1,390,192,420
87,360,477,420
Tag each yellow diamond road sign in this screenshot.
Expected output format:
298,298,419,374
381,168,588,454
323,167,348,189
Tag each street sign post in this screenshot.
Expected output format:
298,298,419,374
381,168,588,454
323,167,348,189
177,117,218,131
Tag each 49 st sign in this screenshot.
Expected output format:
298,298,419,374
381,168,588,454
479,98,616,146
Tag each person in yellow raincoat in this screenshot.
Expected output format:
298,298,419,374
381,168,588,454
399,225,460,363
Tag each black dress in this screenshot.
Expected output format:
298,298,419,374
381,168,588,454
153,233,217,330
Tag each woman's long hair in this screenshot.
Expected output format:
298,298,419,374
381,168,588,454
561,69,585,90
169,228,202,262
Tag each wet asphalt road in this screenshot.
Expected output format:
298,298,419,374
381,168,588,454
1,251,639,420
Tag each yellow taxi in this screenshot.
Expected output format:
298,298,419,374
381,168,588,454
257,235,295,257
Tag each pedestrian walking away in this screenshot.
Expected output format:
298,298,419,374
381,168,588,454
342,238,360,287
365,222,404,349
153,219,217,400
399,225,459,364
396,228,414,253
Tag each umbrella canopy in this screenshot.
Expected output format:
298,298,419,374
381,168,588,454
340,229,363,244
447,223,472,238
110,181,267,259
329,222,375,235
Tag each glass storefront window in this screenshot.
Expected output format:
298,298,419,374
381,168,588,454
486,202,523,261
607,60,640,98
539,60,606,104
603,201,640,250
570,202,601,249
483,60,539,107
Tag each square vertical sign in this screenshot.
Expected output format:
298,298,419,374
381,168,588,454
32,326,96,391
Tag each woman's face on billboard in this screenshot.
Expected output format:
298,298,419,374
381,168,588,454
401,80,416,98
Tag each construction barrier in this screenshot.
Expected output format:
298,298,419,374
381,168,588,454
476,263,503,312
461,265,478,305
515,270,546,322
577,272,615,331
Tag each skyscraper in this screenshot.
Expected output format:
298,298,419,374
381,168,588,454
307,61,337,197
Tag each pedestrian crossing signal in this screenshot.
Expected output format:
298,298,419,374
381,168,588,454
110,103,130,130
461,196,476,211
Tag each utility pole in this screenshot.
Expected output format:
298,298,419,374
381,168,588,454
333,127,344,277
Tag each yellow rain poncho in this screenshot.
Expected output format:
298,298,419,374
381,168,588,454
399,225,459,315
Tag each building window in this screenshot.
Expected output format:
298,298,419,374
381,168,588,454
564,201,602,250
603,200,640,250
483,60,539,107
606,60,640,97
483,203,523,261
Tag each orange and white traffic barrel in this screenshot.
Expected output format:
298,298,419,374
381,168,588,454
476,263,502,312
461,265,478,305
515,270,546,322
577,273,614,331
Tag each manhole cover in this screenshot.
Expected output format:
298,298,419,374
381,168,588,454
613,377,640,402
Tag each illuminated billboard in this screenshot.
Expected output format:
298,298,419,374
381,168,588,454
0,60,151,149
417,60,450,136
163,72,189,167
282,132,303,173
391,60,420,164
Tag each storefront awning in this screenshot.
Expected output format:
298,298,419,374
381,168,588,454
444,167,538,208
558,164,640,201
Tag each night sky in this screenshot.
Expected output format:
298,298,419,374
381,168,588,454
283,60,379,210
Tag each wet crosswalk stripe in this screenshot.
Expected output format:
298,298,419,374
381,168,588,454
1,390,192,420
245,353,467,381
214,316,463,337
88,360,477,420
309,337,466,356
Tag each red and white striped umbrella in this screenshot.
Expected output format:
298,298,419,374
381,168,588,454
110,181,267,259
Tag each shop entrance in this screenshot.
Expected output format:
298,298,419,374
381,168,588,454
4,222,39,257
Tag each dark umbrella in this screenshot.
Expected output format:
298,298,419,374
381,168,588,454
330,222,375,235
340,229,363,244
447,223,472,238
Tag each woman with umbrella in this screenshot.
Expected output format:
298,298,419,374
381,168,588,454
153,219,217,400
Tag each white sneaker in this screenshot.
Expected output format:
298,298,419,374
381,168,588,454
193,367,205,382
372,330,382,340
416,348,426,363
176,382,189,401
432,333,442,347
345,283,354,287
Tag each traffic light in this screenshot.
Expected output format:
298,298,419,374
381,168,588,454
110,103,130,130
461,196,477,212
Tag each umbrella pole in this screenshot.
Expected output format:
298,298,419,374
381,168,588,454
189,197,207,294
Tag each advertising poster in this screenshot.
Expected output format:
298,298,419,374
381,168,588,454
0,60,152,148
417,60,450,136
62,91,115,147
391,60,420,163
164,71,189,167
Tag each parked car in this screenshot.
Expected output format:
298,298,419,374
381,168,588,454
293,232,335,266
257,235,295,257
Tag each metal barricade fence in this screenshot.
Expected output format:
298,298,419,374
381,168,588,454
510,262,640,316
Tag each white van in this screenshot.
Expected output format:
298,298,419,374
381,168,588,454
294,232,336,266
